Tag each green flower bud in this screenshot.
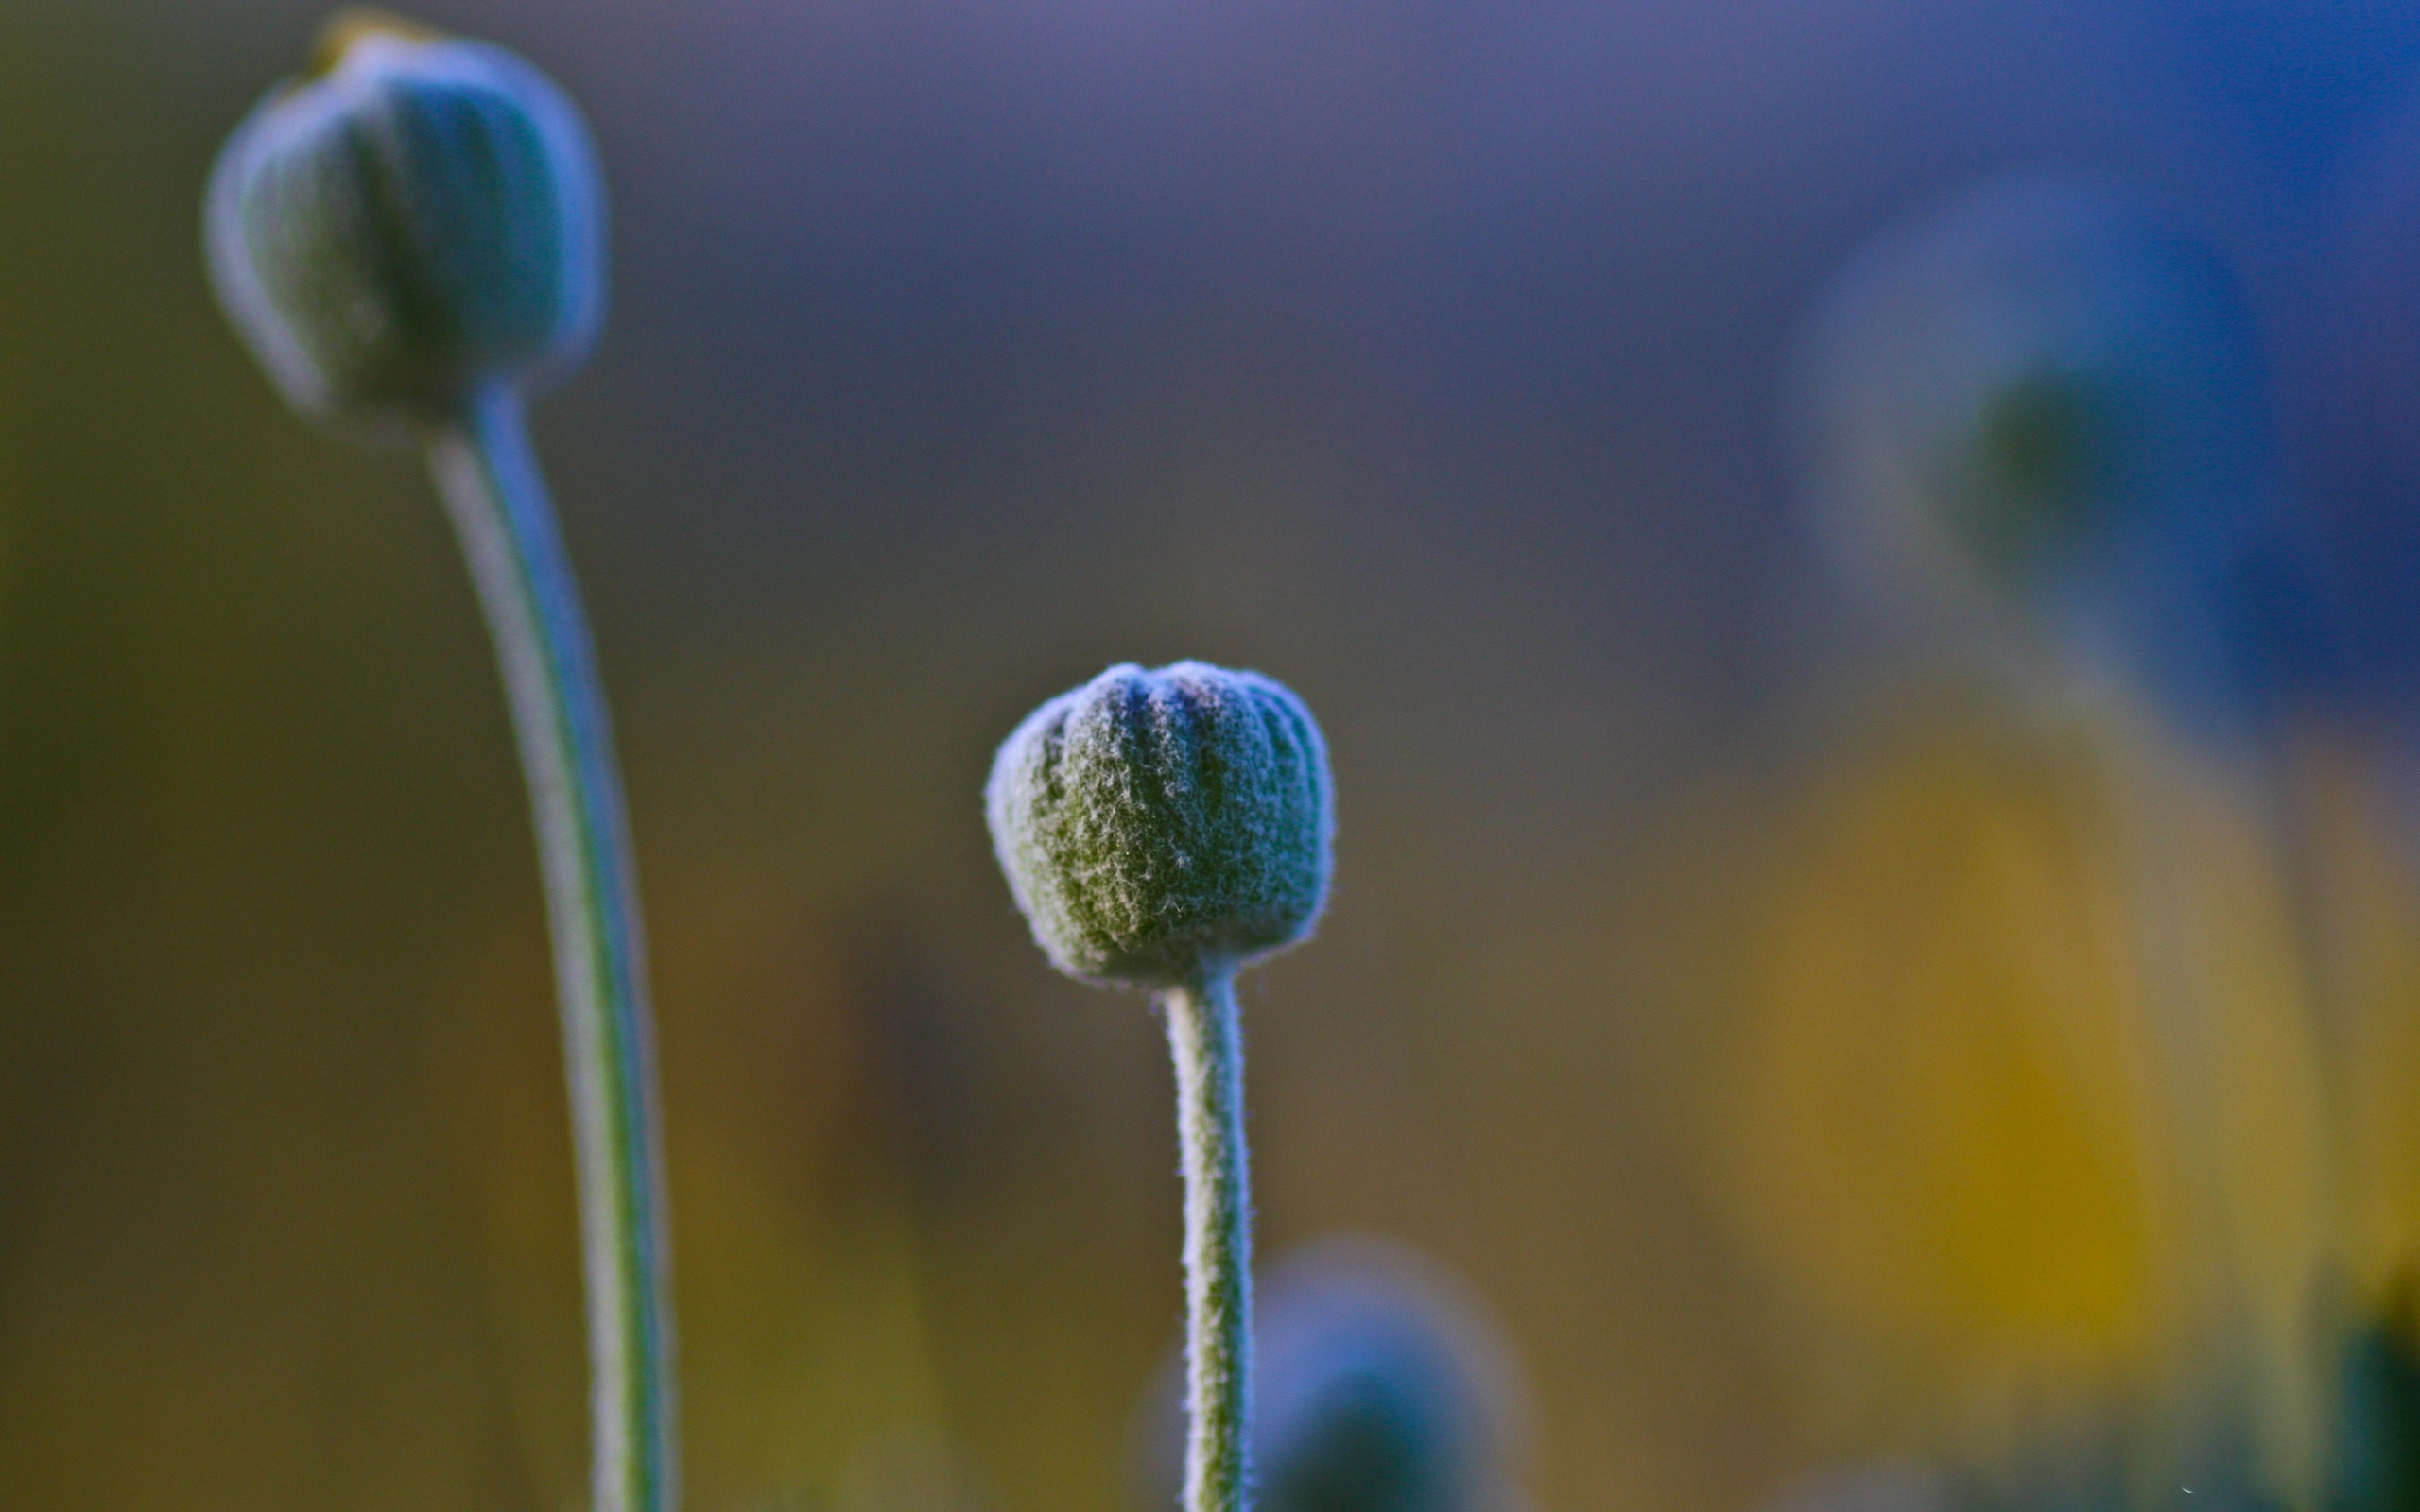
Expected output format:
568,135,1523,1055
204,11,606,438
986,661,1334,988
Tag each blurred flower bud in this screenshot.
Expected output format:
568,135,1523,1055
2325,1277,2420,1512
204,11,606,439
985,661,1333,988
1136,1239,1530,1512
1789,174,2268,644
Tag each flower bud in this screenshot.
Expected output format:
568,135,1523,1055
1135,1239,1530,1512
986,661,1334,988
204,12,606,438
1790,174,2266,628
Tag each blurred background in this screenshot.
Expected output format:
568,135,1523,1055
10,1,2420,1509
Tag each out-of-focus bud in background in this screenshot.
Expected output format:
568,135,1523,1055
1721,160,2383,1512
1787,174,2273,735
203,13,605,438
1134,1238,1531,1512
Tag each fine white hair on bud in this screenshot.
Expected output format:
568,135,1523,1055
986,661,1335,989
204,12,606,439
1789,173,2267,633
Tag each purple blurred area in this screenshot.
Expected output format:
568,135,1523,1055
5,2,2420,1510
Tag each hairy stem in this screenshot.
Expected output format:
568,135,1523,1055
428,385,678,1512
1163,971,1253,1512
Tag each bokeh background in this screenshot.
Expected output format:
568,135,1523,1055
9,1,2420,1509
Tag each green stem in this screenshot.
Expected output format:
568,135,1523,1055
427,385,678,1512
1162,971,1253,1512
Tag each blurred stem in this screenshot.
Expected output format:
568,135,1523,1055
428,385,679,1512
1162,971,1254,1512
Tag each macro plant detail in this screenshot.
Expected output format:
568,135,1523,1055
203,15,677,1512
30,3,2420,1508
989,661,1336,1512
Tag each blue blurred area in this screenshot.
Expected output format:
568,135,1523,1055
456,0,2420,739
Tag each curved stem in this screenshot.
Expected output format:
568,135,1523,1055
1162,971,1253,1512
427,386,679,1512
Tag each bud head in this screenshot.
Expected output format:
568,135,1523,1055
204,14,605,438
986,662,1334,988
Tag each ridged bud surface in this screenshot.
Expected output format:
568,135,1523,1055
987,662,1334,988
205,17,605,438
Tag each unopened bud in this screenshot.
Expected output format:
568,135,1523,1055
204,12,605,438
986,661,1334,988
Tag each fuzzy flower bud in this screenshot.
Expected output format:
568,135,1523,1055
204,11,605,438
986,661,1334,988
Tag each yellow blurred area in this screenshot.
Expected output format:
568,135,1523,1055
2300,739,2420,1304
1720,689,2339,1493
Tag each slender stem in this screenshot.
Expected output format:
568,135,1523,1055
1162,971,1253,1512
427,385,679,1512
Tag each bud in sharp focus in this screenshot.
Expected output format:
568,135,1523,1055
204,11,605,438
986,661,1334,988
